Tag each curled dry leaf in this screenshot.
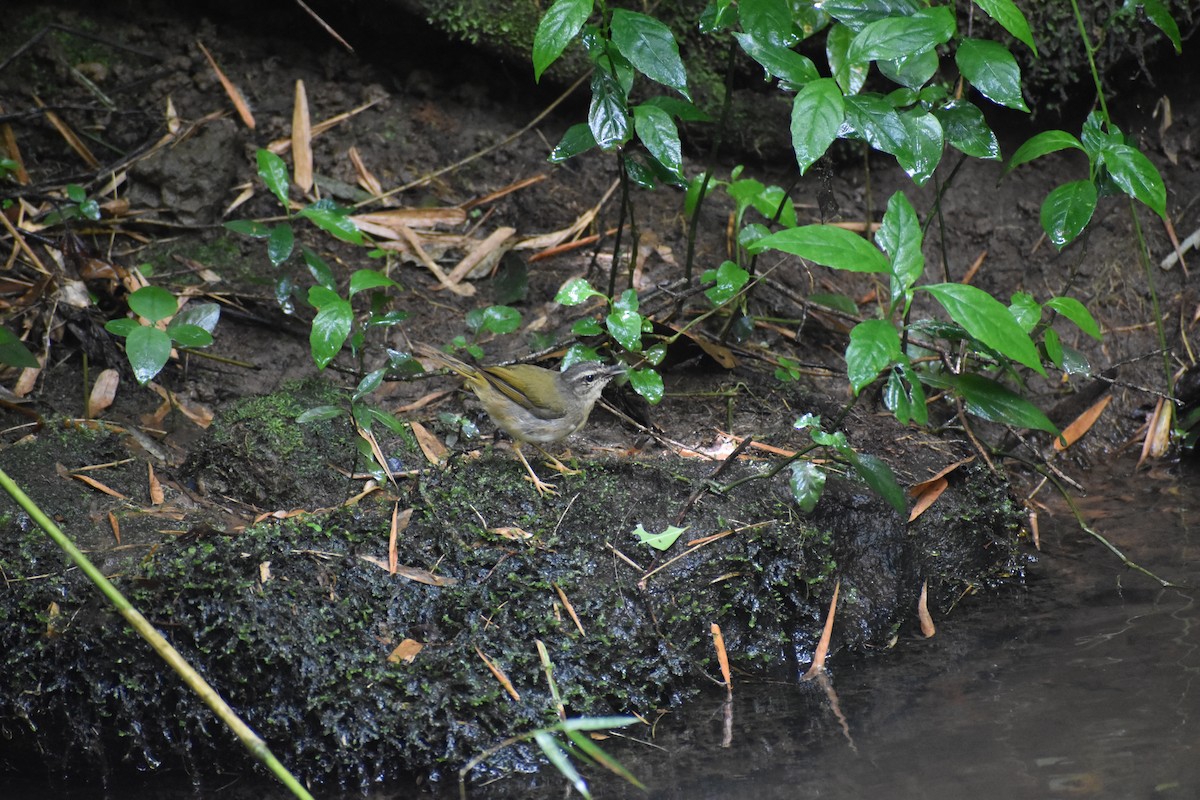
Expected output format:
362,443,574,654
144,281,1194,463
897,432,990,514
87,368,120,418
917,579,936,638
1053,394,1112,452
409,420,448,465
387,638,423,664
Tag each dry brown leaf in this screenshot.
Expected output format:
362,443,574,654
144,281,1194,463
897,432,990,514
392,224,475,296
917,579,936,638
351,207,467,232
711,622,733,697
802,579,840,681
387,638,424,664
553,582,586,636
446,226,516,284
65,470,128,500
165,96,181,135
909,457,975,495
908,476,948,522
147,463,165,505
476,647,520,701
960,249,987,284
259,561,272,584
1029,509,1040,551
410,420,449,465
266,96,385,154
356,555,458,586
348,146,382,196
462,174,548,210
87,368,120,418
0,101,30,184
1138,396,1173,467
197,41,255,129
1053,394,1113,452
389,505,413,575
292,80,313,193
394,389,453,414
32,95,99,168
146,382,214,428
489,526,532,541
107,510,120,545
14,361,42,397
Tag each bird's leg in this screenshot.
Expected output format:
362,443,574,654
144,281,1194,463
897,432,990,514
534,444,582,476
513,443,559,496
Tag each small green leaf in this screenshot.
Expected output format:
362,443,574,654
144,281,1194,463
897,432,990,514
895,109,943,186
308,292,353,369
532,0,593,81
165,323,213,348
466,305,522,335
929,371,1058,434
956,38,1027,112
555,277,605,306
572,317,604,336
877,190,924,300
1099,143,1167,217
606,306,644,352
809,293,859,315
302,247,336,290
104,318,140,338
842,93,907,156
846,319,901,393
549,123,597,163
257,149,290,208
1040,179,1097,249
354,368,387,401
843,449,907,515
934,100,1001,160
884,361,928,426
847,7,955,63
642,96,711,122
125,325,172,385
173,303,221,333
704,260,750,305
791,78,845,174
1043,326,1063,369
128,285,178,323
348,269,399,296
877,48,939,89
1140,0,1181,53
922,282,1045,374
224,219,270,238
562,342,603,369
627,367,664,404
610,9,690,99
297,405,343,423
826,23,868,95
298,206,364,245
1008,292,1042,332
738,0,798,47
1044,296,1102,339
588,70,630,151
734,31,819,86
633,523,688,551
972,0,1037,55
633,103,683,179
267,223,295,267
751,224,890,273
0,326,38,368
66,184,86,204
789,461,826,512
1006,130,1083,172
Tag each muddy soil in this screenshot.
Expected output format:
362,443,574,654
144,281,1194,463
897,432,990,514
1,0,1197,793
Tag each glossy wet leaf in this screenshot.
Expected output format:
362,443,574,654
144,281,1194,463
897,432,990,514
1040,179,1097,249
1140,0,1181,53
846,319,901,393
752,224,890,273
128,286,178,323
734,32,819,86
588,69,630,151
633,523,688,550
884,362,927,426
934,100,1001,160
789,461,826,512
1099,143,1166,217
549,123,596,162
104,318,139,337
790,78,845,174
0,326,38,368
533,0,592,81
126,325,172,385
956,38,1027,111
738,0,798,47
556,277,605,306
931,372,1058,434
257,148,290,208
877,190,924,300
308,287,352,369
628,367,664,404
267,222,294,266
922,283,1045,375
466,305,522,335
165,323,213,348
610,9,690,99
354,368,386,401
1045,296,1102,339
303,247,336,290
298,205,364,245
1008,292,1042,332
826,23,867,95
348,269,399,296
296,404,343,424
572,317,604,336
895,109,943,186
972,0,1037,54
847,6,954,62
173,302,221,333
224,219,270,237
703,260,749,305
842,93,906,156
844,449,907,515
877,47,938,89
632,103,683,179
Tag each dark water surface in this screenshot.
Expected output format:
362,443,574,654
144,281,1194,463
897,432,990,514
7,460,1197,800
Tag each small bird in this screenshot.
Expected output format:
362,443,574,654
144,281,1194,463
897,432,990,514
413,343,624,495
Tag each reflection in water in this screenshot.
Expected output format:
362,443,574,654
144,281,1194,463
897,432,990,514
583,460,1200,800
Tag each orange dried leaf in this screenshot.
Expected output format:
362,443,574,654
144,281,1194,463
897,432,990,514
553,582,586,636
409,420,448,465
446,226,516,284
909,457,975,495
196,41,255,129
107,510,121,545
1053,394,1113,452
803,579,840,681
348,146,382,196
387,638,424,664
489,526,532,541
908,476,948,522
917,579,936,638
32,95,99,168
68,471,128,499
476,647,520,701
87,368,120,418
711,622,733,694
1029,509,1040,551
148,463,165,505
1137,396,1173,467
389,505,413,575
291,80,313,193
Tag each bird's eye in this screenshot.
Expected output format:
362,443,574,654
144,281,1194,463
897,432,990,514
582,373,597,384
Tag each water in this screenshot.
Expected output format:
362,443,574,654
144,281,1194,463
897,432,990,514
583,459,1200,800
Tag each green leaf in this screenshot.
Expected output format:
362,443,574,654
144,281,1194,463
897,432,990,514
972,0,1037,54
128,285,178,323
104,318,140,338
572,317,604,336
308,290,353,369
256,149,290,208
790,78,845,175
532,731,588,798
877,48,939,89
929,371,1058,434
298,206,364,245
533,0,593,81
826,23,868,95
809,292,859,315
555,277,605,306
66,184,86,204
296,405,343,424
628,367,664,404
588,70,630,151
1140,0,1181,53
1006,130,1083,172
1099,143,1167,217
267,222,294,267
606,294,644,351
884,361,928,425
877,190,924,300
751,224,890,273
733,32,819,87
0,326,38,368
1040,179,1097,249
842,93,907,156
633,523,688,551
125,325,172,385
843,449,907,515
933,100,1000,160
549,123,597,163
348,269,399,296
1008,292,1042,332
562,342,603,369
847,7,955,63
354,368,386,401
704,260,750,305
821,0,924,31
738,0,798,47
956,38,1027,112
559,716,641,732
789,461,826,512
173,303,221,333
846,319,901,393
1043,326,1063,369
895,109,943,186
165,323,213,348
1044,296,1102,339
922,283,1046,374
466,305,522,335
609,9,690,100
223,219,270,238
632,104,683,179
302,247,336,290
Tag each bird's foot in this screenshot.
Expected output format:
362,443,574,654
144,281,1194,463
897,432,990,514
524,473,560,496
